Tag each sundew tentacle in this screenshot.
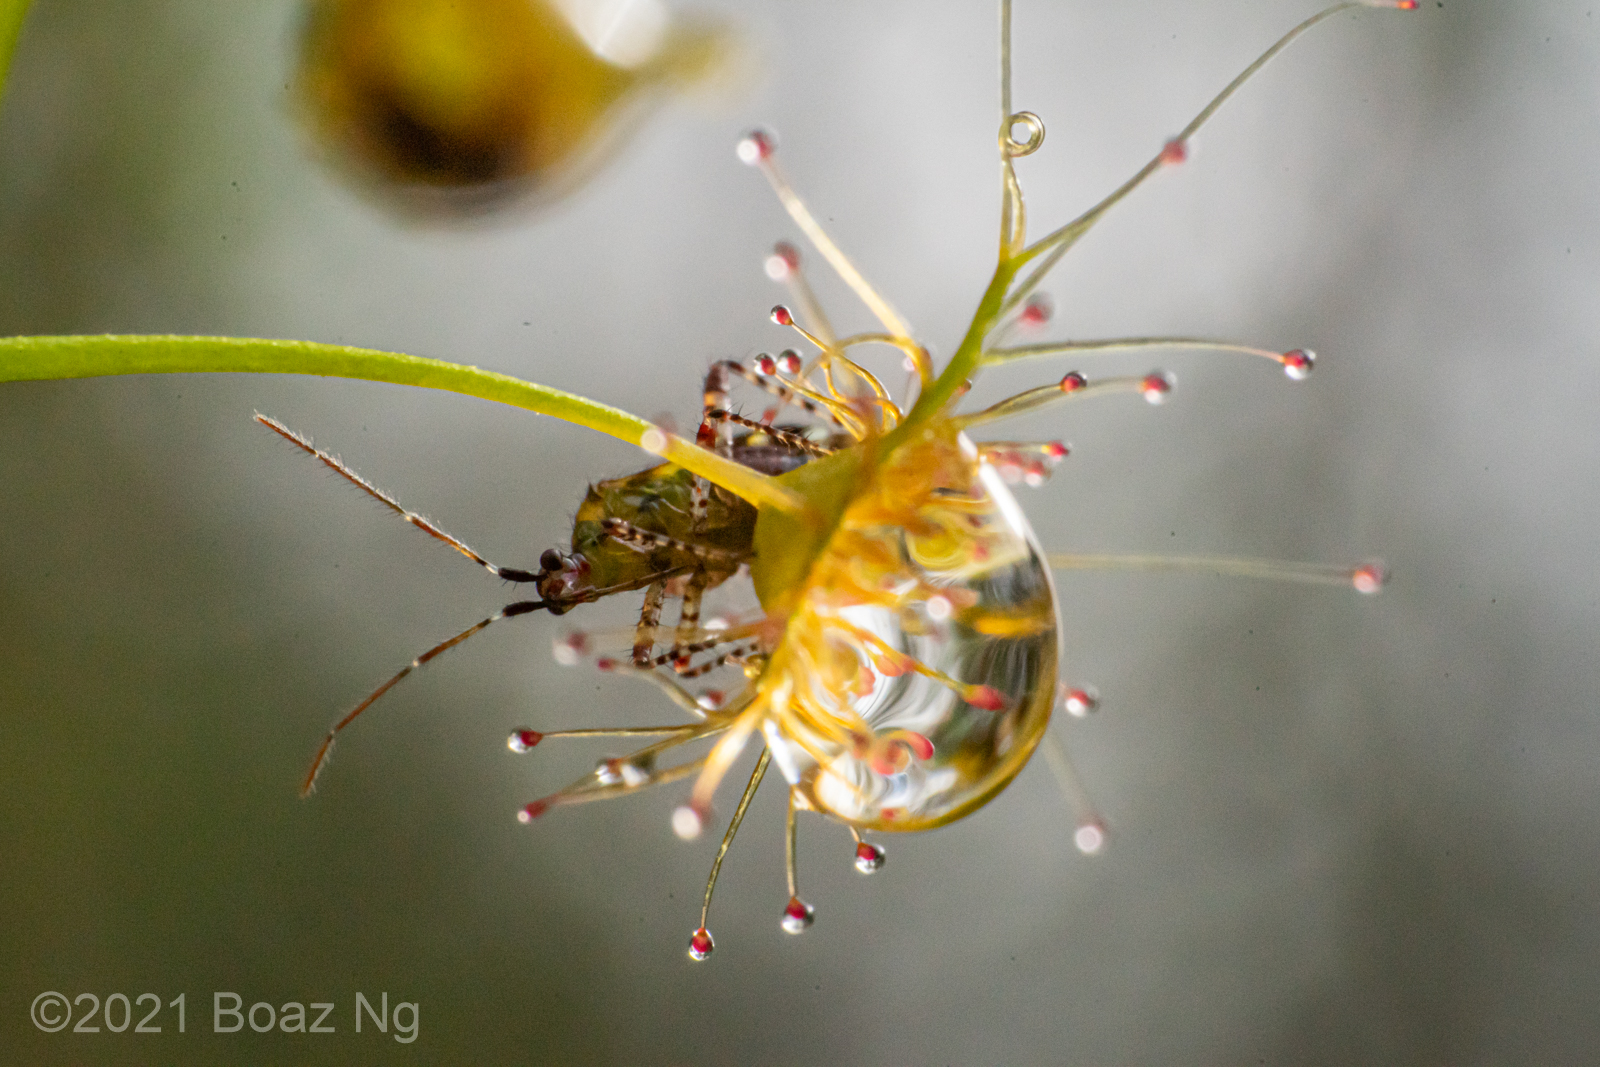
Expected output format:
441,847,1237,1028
983,338,1318,381
737,130,916,346
1003,1,1418,315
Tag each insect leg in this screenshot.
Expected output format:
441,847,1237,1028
300,598,547,796
672,642,763,680
632,581,667,668
700,363,737,456
599,517,747,568
702,410,832,458
711,359,857,434
256,414,541,583
671,570,710,672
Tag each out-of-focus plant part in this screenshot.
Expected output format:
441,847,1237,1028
297,0,732,215
0,0,32,106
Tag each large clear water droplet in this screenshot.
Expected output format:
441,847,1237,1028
759,428,1060,832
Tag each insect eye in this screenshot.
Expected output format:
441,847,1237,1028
539,548,564,573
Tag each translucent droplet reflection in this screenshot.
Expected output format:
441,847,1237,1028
762,429,1060,833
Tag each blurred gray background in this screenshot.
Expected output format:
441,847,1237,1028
2,0,1595,1063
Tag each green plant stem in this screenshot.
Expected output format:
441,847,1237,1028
0,333,805,514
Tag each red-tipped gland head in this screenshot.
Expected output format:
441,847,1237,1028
781,896,816,935
594,758,624,786
754,353,777,375
965,684,1008,711
895,730,935,761
595,657,617,672
1043,441,1069,460
854,841,886,874
736,129,774,165
507,728,543,753
1060,686,1099,718
869,748,909,776
687,926,715,961
672,802,708,840
1059,371,1088,394
551,631,588,666
1019,294,1053,328
770,305,794,327
1393,0,1419,9
777,349,803,375
1141,372,1174,404
1074,818,1109,855
697,689,726,710
1352,562,1388,595
1160,137,1189,166
517,799,549,823
765,241,800,280
1281,348,1316,381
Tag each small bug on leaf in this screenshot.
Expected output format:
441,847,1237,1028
272,0,1410,959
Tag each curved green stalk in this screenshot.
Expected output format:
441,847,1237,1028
0,333,805,514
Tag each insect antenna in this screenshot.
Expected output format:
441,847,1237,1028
300,598,547,796
255,413,541,583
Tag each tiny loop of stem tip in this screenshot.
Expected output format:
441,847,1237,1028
1002,112,1045,158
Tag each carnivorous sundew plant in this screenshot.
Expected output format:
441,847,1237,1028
0,0,1411,959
